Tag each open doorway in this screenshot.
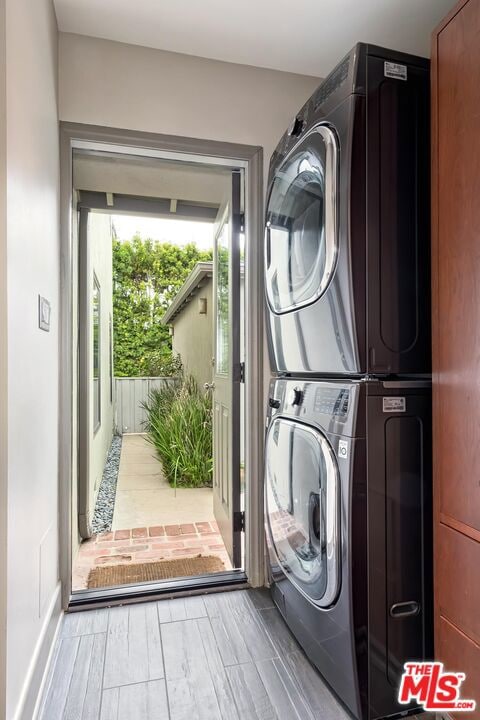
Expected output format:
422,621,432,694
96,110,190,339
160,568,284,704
69,148,247,595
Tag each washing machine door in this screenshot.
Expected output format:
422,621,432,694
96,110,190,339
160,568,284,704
265,124,338,315
265,417,340,607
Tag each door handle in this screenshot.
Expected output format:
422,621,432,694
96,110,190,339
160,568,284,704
308,491,322,554
265,225,272,268
203,382,216,392
390,601,420,618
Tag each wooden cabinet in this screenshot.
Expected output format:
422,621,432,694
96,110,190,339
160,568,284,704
432,1,480,716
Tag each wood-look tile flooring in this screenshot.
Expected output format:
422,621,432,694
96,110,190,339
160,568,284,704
39,588,351,720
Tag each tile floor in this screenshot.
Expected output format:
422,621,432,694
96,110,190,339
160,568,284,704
39,588,434,720
39,588,352,720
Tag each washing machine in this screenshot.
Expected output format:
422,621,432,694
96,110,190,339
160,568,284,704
265,43,430,376
264,377,433,720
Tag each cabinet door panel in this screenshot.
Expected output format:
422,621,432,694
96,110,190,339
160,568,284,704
433,2,480,713
437,524,480,645
437,617,480,720
435,0,480,534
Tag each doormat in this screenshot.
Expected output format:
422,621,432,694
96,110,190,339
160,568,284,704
86,555,226,589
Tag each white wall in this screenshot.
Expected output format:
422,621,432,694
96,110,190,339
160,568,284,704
89,213,114,518
58,33,321,177
0,0,8,714
4,0,60,717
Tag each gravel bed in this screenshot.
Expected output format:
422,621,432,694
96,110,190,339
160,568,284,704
91,435,122,534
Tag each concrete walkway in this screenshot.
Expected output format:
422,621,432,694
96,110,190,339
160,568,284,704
111,434,215,530
72,435,229,591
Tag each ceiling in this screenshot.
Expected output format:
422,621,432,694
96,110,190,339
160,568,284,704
73,152,231,206
53,0,454,77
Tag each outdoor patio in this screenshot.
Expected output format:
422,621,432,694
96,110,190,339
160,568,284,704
72,434,231,591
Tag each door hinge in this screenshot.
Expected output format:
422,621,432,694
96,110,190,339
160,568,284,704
239,361,245,383
234,511,246,533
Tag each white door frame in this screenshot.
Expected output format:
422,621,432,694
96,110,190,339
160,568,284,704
59,122,265,607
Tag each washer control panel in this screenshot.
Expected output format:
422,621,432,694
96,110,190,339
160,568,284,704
313,387,350,417
268,379,360,439
287,387,303,406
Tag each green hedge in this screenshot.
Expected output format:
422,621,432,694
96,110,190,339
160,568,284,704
112,235,212,377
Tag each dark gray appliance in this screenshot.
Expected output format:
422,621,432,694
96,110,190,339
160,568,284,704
265,377,433,720
265,43,430,376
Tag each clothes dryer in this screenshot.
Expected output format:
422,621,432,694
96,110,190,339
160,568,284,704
265,44,430,376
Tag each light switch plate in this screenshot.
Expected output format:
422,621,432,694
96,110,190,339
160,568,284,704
38,295,51,332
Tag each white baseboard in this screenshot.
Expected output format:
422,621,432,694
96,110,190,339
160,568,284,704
13,583,63,720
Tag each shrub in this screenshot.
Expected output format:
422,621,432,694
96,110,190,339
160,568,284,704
143,375,213,488
143,348,183,378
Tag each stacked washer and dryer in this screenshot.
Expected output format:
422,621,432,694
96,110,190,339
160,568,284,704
264,44,433,720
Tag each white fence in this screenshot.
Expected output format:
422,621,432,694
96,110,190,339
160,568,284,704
115,376,175,434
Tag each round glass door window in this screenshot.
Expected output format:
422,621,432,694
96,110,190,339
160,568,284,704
265,124,338,314
265,417,340,606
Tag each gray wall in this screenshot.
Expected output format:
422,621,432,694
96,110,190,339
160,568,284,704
3,0,60,717
172,277,214,389
58,33,321,180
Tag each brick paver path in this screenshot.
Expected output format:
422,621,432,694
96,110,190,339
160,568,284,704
72,521,232,591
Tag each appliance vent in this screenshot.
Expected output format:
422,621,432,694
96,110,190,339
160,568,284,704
314,56,350,110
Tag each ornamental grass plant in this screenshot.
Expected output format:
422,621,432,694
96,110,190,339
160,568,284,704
143,374,213,488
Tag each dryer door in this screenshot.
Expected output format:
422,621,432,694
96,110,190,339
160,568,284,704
265,417,340,607
265,124,338,315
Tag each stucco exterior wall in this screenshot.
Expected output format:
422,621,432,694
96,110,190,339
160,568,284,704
88,212,114,518
172,277,213,389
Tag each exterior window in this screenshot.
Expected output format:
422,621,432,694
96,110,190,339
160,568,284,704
93,274,101,431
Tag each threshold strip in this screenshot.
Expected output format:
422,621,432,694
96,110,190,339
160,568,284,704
68,569,248,611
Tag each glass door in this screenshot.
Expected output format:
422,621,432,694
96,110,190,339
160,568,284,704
265,124,338,314
265,417,340,606
211,170,243,569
